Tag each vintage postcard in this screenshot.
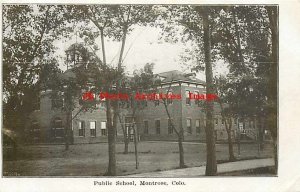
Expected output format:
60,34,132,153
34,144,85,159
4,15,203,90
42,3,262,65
1,0,299,192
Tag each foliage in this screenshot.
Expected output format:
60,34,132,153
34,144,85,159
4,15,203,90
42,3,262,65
3,5,70,134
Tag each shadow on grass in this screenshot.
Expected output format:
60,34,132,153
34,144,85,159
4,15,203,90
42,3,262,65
217,166,276,176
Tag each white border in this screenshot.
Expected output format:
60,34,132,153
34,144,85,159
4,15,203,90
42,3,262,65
1,0,300,192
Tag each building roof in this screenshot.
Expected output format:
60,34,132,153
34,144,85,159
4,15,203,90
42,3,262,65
156,70,206,85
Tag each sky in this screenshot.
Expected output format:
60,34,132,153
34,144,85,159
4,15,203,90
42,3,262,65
54,25,228,81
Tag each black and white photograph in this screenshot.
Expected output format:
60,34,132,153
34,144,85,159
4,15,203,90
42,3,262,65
2,4,279,179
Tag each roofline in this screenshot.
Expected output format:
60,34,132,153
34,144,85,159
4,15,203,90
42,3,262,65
160,80,206,86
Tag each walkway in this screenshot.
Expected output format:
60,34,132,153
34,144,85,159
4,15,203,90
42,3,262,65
126,158,274,177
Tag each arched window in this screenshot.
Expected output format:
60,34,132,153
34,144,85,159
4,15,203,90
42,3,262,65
52,117,64,138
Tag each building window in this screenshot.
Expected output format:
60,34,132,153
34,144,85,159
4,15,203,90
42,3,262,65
142,100,148,107
196,119,200,134
187,119,192,134
194,91,199,105
168,119,173,134
51,98,64,109
101,121,107,136
155,120,160,135
53,117,64,138
144,121,149,134
90,121,96,137
154,94,160,106
185,90,191,105
167,91,173,105
78,121,85,137
215,118,218,125
234,118,237,125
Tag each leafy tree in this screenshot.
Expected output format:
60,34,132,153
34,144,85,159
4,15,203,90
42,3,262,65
213,6,278,171
214,75,237,161
265,6,278,174
3,5,69,140
154,5,219,175
159,79,186,168
68,5,158,176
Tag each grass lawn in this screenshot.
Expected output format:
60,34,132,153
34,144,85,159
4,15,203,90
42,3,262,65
3,141,274,176
217,166,276,176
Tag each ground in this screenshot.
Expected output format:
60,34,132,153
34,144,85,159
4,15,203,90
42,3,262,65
3,141,274,176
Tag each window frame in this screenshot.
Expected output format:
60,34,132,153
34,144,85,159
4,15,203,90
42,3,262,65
187,118,192,134
155,120,161,135
101,121,107,136
78,121,85,137
90,121,96,137
196,119,200,134
144,120,149,134
167,91,173,105
185,90,191,105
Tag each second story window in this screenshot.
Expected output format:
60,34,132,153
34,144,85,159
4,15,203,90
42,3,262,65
51,93,64,110
167,91,173,105
185,90,191,105
194,91,199,105
154,93,160,106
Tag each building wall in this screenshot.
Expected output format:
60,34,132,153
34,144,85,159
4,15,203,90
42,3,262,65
136,84,208,141
27,90,68,143
27,86,262,144
27,90,128,144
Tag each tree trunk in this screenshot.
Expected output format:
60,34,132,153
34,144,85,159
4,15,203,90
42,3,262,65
124,132,129,154
218,100,236,161
133,125,139,169
266,6,278,175
106,21,129,176
201,8,217,176
162,98,185,168
258,116,264,150
106,100,117,176
65,110,70,151
65,87,72,151
226,118,236,161
118,27,127,69
118,114,129,154
178,132,185,168
232,7,245,65
100,29,106,65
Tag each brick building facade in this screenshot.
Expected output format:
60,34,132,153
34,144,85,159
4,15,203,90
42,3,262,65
26,44,265,144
